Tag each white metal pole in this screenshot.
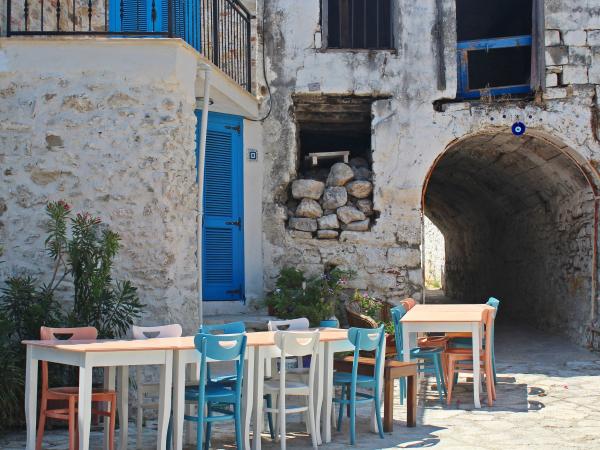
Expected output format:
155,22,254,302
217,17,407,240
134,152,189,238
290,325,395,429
197,67,211,327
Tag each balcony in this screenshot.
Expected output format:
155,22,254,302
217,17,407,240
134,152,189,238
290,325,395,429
5,0,253,92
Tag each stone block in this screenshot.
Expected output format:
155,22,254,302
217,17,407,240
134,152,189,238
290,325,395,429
590,47,600,84
295,198,323,218
318,214,339,230
289,230,314,239
545,72,558,88
322,186,347,209
326,163,354,187
342,219,370,232
370,273,397,289
356,199,373,216
387,247,421,268
588,30,600,46
544,87,569,100
563,30,587,46
562,65,588,84
317,230,338,239
546,46,569,66
291,179,325,200
569,46,592,65
337,206,366,224
545,30,561,46
289,217,317,232
346,180,373,199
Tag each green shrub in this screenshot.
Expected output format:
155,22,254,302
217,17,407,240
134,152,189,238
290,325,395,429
266,267,353,326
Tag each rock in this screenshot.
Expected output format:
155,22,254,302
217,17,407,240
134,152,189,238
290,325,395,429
342,219,370,232
290,230,314,239
322,186,347,209
295,198,323,218
318,214,340,230
323,209,336,216
337,206,366,224
317,230,339,239
45,134,64,148
291,179,325,200
349,157,369,168
356,199,373,216
353,166,372,180
326,163,354,186
346,180,373,199
289,217,318,232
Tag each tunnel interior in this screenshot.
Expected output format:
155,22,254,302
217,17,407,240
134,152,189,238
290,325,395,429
424,132,595,343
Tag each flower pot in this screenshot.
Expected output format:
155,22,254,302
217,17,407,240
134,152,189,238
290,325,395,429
320,318,339,328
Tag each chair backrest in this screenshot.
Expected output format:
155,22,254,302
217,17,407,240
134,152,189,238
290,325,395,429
347,326,385,385
486,297,501,315
131,324,183,339
274,330,319,389
194,333,247,396
198,321,246,335
390,304,408,355
39,326,98,390
399,298,417,311
483,308,495,363
268,317,310,331
40,326,98,341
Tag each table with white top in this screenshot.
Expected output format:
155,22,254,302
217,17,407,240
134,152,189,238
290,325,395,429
400,304,494,408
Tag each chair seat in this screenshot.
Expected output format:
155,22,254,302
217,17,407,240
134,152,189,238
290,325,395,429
185,384,236,402
333,371,376,385
47,386,116,398
399,346,442,359
263,378,311,394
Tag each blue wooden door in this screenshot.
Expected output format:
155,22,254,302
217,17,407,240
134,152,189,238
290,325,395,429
196,112,245,302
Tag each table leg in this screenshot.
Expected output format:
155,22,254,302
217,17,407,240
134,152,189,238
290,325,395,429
407,374,417,427
383,370,393,432
104,367,116,450
157,351,173,450
173,351,186,450
251,346,265,450
78,362,93,450
315,343,324,445
322,342,334,443
25,346,38,450
118,366,129,450
243,347,255,450
472,322,481,408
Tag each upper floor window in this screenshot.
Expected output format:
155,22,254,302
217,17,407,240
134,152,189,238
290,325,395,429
456,0,533,99
324,0,393,50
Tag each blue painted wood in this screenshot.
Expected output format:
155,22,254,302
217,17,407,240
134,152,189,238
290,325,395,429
196,112,245,302
457,35,533,99
333,326,385,445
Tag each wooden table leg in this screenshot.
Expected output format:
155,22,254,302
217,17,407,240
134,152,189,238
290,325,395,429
407,374,417,427
383,369,393,432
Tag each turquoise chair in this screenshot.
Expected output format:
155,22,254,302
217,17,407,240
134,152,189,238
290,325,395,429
448,297,500,384
167,332,247,450
198,321,274,439
333,325,385,445
391,305,446,403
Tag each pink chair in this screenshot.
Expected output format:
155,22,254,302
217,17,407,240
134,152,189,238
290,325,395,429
37,327,117,450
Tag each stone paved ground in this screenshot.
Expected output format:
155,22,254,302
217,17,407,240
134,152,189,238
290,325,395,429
2,323,600,449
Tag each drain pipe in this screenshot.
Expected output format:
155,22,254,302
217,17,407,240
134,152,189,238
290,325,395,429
197,65,212,327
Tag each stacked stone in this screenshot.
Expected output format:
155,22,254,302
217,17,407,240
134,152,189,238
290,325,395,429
288,158,374,239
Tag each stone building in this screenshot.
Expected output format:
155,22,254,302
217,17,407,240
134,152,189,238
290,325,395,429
1,0,600,348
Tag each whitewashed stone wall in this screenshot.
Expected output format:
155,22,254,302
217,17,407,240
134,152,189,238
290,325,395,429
0,38,200,332
258,0,600,345
423,216,444,290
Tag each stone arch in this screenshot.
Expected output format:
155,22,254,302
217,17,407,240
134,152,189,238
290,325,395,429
421,128,600,345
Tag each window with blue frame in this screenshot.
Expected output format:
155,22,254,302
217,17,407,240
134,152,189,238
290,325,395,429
456,0,533,99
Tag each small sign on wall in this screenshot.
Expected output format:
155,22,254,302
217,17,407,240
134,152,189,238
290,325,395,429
248,149,258,161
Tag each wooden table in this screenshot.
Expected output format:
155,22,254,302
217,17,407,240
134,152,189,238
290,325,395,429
400,304,494,408
334,356,417,431
22,339,174,450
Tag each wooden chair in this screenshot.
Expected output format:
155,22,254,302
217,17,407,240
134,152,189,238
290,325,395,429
37,326,117,450
445,308,496,406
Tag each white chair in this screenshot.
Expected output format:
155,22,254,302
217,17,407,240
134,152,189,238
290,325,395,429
264,330,320,450
131,324,183,449
267,318,310,377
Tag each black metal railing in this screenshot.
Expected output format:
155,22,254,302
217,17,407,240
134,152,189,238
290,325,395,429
6,0,253,91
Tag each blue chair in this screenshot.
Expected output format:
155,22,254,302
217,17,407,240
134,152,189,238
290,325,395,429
333,325,385,445
391,305,446,403
168,332,247,450
447,297,500,384
198,321,274,439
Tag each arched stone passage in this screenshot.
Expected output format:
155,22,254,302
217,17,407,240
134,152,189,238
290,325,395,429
423,131,597,344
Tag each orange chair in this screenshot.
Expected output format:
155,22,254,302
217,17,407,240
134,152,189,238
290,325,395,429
445,309,496,406
37,327,117,450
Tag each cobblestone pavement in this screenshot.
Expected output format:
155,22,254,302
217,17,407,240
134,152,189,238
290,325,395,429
2,323,599,449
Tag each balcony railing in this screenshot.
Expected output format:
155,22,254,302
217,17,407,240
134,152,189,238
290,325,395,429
6,0,253,91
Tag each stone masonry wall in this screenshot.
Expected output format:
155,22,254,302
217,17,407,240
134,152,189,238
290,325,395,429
258,0,600,344
0,38,200,332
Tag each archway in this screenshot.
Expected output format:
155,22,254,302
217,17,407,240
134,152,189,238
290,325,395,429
422,130,598,344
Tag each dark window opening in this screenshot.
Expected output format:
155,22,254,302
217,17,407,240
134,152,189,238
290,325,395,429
294,95,375,176
456,0,533,99
326,0,392,50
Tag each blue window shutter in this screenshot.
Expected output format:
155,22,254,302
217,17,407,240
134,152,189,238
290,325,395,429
197,112,244,302
109,0,152,32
